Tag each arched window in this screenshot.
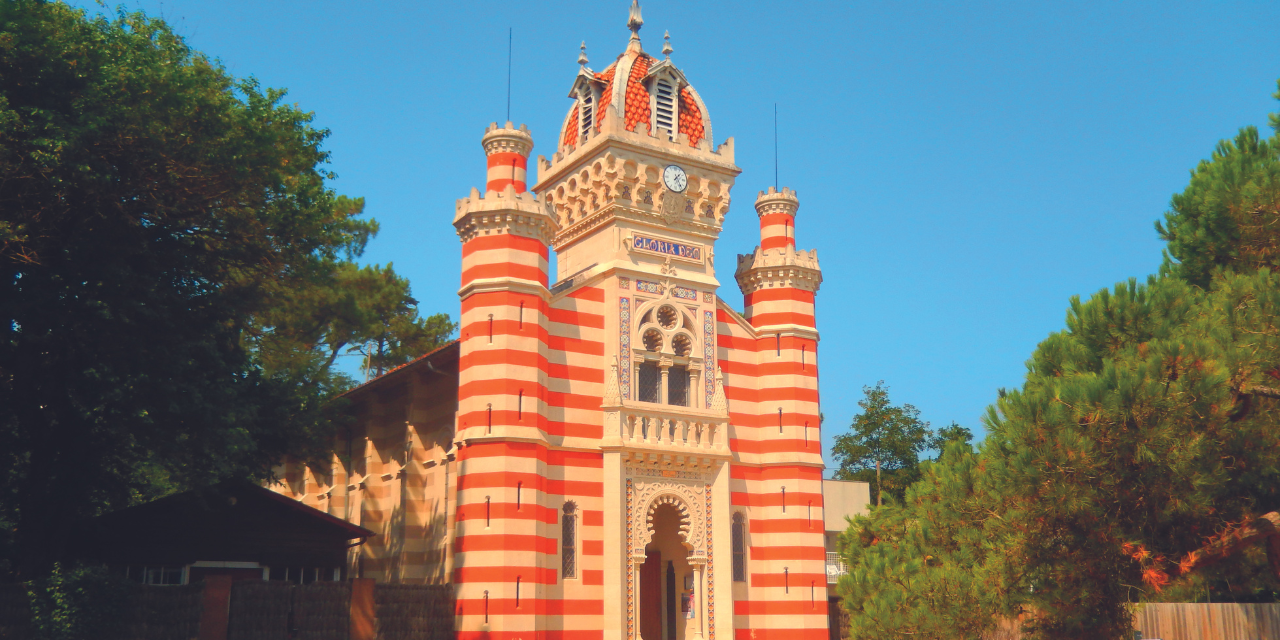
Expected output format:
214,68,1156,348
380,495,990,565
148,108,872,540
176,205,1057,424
732,512,746,582
654,79,676,140
579,92,595,138
562,502,577,579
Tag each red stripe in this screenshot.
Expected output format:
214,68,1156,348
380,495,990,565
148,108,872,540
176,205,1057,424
750,311,816,328
760,236,794,251
735,600,829,615
455,534,557,554
461,262,546,285
749,545,826,561
486,152,528,168
730,465,823,481
735,630,828,640
485,178,528,192
463,233,548,259
453,566,558,584
745,288,815,305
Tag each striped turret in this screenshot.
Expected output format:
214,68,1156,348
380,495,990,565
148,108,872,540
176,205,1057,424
453,123,558,640
732,186,826,640
756,187,798,251
485,122,532,193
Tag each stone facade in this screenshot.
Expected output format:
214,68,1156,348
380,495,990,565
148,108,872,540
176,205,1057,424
273,5,829,640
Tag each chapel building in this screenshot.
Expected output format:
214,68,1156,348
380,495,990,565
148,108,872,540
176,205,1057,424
273,5,834,640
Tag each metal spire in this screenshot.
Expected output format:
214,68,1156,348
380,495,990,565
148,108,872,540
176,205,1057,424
578,41,589,69
662,30,672,59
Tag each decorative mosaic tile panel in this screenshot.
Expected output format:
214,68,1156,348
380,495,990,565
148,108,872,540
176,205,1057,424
635,279,664,295
672,286,697,300
619,298,631,398
619,277,630,290
621,185,632,200
703,291,714,303
684,199,694,214
626,479,635,640
703,310,716,407
633,234,702,261
706,485,715,640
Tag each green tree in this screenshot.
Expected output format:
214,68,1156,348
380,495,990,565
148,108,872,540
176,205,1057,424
837,442,1022,640
836,81,1280,640
0,2,453,578
831,382,933,506
253,197,456,383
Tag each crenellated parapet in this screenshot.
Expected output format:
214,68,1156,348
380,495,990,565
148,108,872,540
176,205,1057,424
453,184,559,245
754,186,799,218
734,245,822,295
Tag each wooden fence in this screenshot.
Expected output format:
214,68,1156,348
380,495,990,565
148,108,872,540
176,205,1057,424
0,577,455,640
985,604,1280,640
1133,603,1280,640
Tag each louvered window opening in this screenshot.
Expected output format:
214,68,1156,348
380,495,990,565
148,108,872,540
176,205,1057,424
580,93,594,138
654,80,676,140
667,365,689,407
732,513,747,582
638,362,660,403
562,503,577,579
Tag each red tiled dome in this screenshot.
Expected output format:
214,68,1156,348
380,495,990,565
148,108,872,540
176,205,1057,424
558,42,711,152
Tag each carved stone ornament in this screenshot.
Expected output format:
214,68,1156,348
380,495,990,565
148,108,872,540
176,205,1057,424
661,190,684,225
628,478,710,563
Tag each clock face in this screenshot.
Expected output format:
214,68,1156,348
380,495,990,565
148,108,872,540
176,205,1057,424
663,164,688,193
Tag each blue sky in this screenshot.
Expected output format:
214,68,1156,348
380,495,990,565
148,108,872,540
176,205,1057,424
75,0,1280,472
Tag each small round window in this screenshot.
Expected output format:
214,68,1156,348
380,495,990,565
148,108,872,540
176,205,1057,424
643,329,663,352
672,334,692,357
657,305,679,330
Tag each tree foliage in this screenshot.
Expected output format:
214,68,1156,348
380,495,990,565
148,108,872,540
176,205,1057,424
837,81,1280,639
0,1,453,578
831,383,971,505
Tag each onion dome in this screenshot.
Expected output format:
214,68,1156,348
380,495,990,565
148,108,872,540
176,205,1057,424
559,1,712,153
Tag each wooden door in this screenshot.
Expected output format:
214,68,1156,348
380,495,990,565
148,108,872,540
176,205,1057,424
641,547,662,640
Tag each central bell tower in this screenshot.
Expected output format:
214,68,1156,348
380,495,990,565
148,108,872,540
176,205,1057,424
532,5,741,640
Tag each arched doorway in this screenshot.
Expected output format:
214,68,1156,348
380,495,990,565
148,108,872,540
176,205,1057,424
640,502,694,640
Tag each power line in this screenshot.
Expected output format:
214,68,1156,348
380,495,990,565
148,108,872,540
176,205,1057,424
774,103,778,189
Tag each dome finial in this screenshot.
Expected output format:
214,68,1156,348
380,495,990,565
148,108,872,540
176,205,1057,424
662,30,672,59
578,41,589,69
627,0,643,41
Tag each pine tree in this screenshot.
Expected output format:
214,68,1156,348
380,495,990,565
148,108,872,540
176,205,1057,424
837,80,1280,639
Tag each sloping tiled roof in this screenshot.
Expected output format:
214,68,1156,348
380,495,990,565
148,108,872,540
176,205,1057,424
340,339,460,400
678,86,704,147
624,54,653,132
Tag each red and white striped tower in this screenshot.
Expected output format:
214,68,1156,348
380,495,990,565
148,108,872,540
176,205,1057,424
756,188,797,253
733,186,826,640
453,121,559,640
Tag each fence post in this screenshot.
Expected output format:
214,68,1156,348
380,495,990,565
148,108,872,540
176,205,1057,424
351,578,376,640
198,575,233,640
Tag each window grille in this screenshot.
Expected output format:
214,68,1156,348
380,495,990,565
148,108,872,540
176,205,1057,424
654,80,676,140
668,365,689,407
732,513,746,582
562,503,577,579
638,362,660,402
